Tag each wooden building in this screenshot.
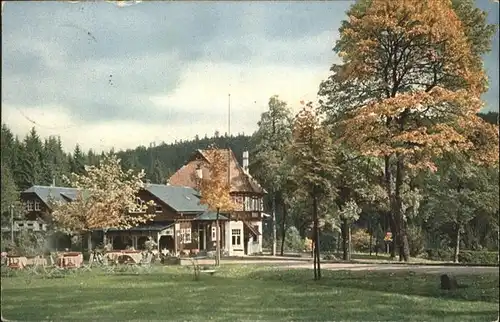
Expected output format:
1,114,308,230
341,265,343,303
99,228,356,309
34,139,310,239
18,149,267,256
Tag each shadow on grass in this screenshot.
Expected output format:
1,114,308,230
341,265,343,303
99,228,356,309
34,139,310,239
245,268,500,304
1,266,498,321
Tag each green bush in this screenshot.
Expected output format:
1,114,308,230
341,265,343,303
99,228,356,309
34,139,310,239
406,226,425,257
284,227,304,252
458,251,499,265
424,248,453,261
319,232,337,252
9,231,49,256
351,229,372,253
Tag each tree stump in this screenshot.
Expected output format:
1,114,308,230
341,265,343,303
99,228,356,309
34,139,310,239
440,274,459,290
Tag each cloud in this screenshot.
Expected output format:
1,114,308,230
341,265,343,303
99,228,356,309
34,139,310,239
1,103,231,153
1,0,498,155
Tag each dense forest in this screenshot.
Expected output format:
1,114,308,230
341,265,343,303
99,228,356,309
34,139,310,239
1,111,498,259
0,124,254,225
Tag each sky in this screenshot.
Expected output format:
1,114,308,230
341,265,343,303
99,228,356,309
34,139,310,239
2,1,499,153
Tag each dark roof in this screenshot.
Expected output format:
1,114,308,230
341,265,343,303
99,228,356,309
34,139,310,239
194,211,229,221
23,184,209,214
145,184,207,213
22,186,80,205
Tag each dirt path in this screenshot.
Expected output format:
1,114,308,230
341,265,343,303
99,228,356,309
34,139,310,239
283,263,499,275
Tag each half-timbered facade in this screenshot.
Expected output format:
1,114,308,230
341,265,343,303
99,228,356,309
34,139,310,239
168,149,267,255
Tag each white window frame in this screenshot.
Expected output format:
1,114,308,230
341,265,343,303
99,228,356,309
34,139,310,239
181,228,192,244
211,226,217,241
26,200,34,211
34,200,41,211
231,229,241,246
244,197,251,211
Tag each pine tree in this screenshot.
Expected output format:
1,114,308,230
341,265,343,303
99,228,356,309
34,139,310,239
71,144,86,175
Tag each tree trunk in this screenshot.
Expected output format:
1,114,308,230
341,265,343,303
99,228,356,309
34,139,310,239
313,194,321,280
280,202,287,256
369,220,373,256
341,219,350,261
384,156,398,259
216,208,220,266
87,232,93,251
454,224,461,264
271,194,277,256
348,225,352,257
312,234,317,280
337,230,341,255
394,155,410,262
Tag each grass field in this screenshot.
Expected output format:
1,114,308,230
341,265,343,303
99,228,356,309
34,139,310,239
1,265,498,321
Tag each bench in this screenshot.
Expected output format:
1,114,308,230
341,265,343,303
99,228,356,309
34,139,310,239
199,268,216,275
189,256,217,279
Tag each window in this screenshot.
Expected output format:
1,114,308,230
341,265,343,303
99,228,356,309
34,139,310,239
34,200,41,211
231,229,241,246
155,204,162,212
26,200,34,211
244,197,251,211
180,228,191,244
211,226,217,241
243,197,263,211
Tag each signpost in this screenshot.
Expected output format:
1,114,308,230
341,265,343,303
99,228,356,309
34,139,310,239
384,232,392,254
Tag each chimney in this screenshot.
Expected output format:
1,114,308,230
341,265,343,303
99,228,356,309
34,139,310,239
242,151,249,173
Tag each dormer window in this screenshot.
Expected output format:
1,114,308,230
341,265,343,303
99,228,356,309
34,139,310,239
26,200,34,211
34,200,41,211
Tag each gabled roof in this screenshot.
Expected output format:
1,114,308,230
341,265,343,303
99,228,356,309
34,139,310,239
22,186,80,205
168,149,266,194
22,184,208,214
144,184,207,213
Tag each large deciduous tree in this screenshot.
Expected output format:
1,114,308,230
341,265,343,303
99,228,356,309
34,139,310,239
290,103,338,280
50,155,154,250
250,95,293,256
319,0,499,261
198,146,236,266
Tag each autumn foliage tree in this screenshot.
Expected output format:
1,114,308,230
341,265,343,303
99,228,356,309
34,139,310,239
319,0,499,261
50,155,155,250
198,146,236,266
290,103,338,280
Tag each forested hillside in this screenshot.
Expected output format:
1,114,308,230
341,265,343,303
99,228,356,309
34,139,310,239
1,111,498,256
0,124,251,226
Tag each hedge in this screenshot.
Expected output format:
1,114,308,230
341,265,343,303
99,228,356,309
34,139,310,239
458,250,499,265
425,249,499,265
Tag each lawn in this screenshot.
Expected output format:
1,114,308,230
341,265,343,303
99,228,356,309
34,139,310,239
1,264,498,321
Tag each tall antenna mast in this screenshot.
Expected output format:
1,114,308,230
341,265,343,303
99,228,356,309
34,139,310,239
227,93,231,187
